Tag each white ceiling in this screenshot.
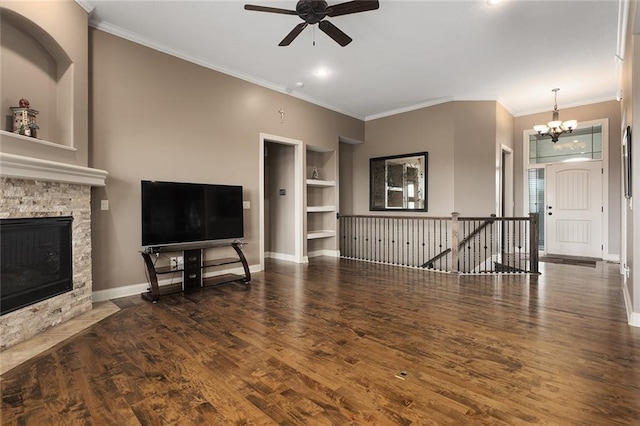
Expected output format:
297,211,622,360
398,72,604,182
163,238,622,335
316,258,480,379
79,0,624,121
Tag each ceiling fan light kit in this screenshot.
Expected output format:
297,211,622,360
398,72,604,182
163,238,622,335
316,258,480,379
244,0,380,46
533,88,578,143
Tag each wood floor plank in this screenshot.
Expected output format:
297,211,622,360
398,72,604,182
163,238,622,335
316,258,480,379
2,258,639,425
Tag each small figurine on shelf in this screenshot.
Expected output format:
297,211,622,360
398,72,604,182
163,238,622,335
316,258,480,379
10,98,39,138
29,122,39,138
311,166,319,180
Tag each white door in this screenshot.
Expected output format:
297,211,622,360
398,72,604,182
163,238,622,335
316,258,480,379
545,160,602,258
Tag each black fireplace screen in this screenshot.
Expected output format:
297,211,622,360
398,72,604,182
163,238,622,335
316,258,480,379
1,216,73,315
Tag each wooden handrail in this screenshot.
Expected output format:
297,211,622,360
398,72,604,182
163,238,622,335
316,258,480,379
457,214,496,248
421,214,496,269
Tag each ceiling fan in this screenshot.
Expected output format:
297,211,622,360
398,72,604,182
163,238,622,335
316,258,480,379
244,0,379,47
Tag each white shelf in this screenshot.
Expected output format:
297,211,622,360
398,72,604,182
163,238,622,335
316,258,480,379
0,130,76,152
307,230,335,240
306,179,335,187
307,205,336,213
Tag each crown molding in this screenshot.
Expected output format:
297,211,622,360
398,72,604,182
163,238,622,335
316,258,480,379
74,0,95,14
365,97,454,121
88,20,365,121
512,95,619,118
86,12,619,123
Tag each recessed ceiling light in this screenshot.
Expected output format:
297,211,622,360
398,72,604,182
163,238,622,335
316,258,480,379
314,68,331,78
295,82,305,88
486,0,504,5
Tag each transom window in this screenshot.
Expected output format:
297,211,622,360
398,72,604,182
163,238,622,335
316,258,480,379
529,125,602,165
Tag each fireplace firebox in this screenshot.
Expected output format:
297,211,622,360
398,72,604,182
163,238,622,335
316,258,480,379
1,216,73,315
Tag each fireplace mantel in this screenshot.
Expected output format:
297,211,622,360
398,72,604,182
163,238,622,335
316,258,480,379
0,152,107,187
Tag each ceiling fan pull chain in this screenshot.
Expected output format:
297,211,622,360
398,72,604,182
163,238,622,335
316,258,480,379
313,25,316,46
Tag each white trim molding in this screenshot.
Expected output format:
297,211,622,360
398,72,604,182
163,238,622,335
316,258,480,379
522,118,611,260
265,252,306,263
308,249,340,258
258,133,305,269
0,152,108,187
623,281,640,327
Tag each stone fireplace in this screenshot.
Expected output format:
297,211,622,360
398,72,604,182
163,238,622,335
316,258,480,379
0,2,106,351
0,155,107,351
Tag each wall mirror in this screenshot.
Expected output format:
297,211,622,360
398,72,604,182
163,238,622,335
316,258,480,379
370,152,428,211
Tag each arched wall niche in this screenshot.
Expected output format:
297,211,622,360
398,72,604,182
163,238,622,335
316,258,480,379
1,8,73,146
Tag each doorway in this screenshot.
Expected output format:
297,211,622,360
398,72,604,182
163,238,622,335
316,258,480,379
545,160,603,257
523,119,608,258
258,133,304,269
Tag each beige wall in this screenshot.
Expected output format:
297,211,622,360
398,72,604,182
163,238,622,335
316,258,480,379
497,102,515,216
513,100,621,256
360,103,456,216
452,101,498,216
89,29,363,291
358,101,503,217
339,142,355,215
1,18,58,141
0,1,88,166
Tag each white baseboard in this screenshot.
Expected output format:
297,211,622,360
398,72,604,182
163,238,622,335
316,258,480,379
630,312,640,328
622,281,640,327
265,251,309,263
603,253,620,263
308,249,340,258
92,282,150,303
265,251,298,262
92,263,262,303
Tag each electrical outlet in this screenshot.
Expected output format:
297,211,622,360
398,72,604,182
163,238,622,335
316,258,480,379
170,257,178,270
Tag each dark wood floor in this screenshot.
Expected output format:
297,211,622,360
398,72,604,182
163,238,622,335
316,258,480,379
2,258,639,425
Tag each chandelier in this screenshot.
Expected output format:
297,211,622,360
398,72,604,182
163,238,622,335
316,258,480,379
533,88,578,143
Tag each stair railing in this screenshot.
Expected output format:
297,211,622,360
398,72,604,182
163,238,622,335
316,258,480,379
338,212,539,274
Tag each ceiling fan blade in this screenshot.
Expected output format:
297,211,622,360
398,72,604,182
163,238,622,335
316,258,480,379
244,4,298,15
279,22,308,46
327,0,379,17
318,20,352,46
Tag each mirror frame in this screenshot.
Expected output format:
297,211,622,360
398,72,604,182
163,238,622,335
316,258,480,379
369,151,428,211
623,125,632,199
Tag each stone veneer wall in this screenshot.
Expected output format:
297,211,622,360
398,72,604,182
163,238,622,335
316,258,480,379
0,177,93,350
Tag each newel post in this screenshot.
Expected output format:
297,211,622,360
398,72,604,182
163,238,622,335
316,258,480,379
529,212,540,274
451,212,460,273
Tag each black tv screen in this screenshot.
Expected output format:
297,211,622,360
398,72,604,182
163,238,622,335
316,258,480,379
141,180,244,248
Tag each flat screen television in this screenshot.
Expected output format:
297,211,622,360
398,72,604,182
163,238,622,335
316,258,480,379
141,180,244,249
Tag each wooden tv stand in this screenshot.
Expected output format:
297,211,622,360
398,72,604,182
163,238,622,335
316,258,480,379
140,241,250,302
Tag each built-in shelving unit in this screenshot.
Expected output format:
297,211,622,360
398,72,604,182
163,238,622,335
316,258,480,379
306,146,338,257
307,205,336,213
306,179,336,187
307,230,336,239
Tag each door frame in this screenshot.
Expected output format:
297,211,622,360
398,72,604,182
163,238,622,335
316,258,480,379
259,133,305,269
522,118,609,258
498,145,514,217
